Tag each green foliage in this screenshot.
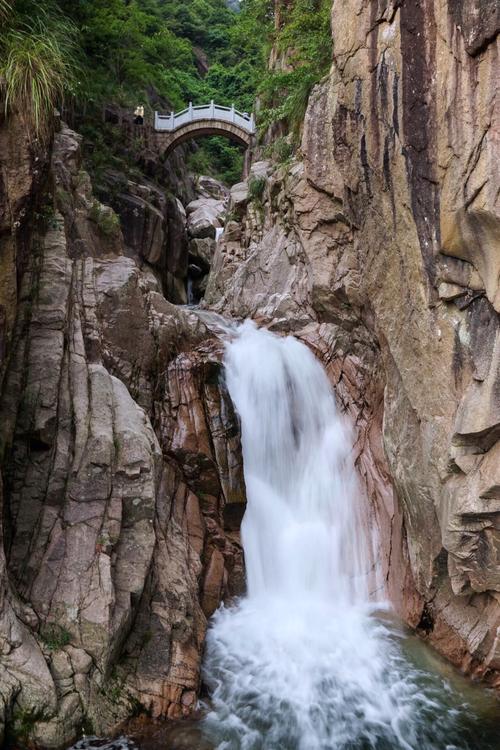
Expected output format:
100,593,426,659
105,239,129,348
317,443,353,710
12,707,48,744
40,623,72,651
248,174,266,202
34,198,60,229
63,0,269,183
0,0,12,20
81,715,95,737
0,1,79,138
274,138,294,164
0,0,329,182
58,0,263,114
89,201,121,236
258,0,332,135
187,136,244,185
264,136,294,164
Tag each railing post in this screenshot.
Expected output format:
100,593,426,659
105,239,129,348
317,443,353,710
188,102,193,121
249,113,255,133
154,112,158,129
210,100,215,118
170,111,174,129
231,104,235,123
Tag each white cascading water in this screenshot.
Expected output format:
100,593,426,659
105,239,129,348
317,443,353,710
202,322,487,750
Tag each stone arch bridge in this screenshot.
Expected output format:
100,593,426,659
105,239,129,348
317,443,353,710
154,101,256,156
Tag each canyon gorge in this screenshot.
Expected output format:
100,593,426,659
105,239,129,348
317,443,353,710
0,0,499,747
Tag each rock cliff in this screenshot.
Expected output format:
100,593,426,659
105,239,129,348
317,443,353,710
0,0,499,745
205,0,500,686
0,124,244,746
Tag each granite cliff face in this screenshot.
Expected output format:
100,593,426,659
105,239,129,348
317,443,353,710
205,0,500,684
0,124,244,746
0,0,499,745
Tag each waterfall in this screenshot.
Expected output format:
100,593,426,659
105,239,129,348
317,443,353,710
223,320,376,605
202,322,492,750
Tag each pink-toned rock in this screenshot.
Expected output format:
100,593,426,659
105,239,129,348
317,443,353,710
0,125,246,744
205,0,500,687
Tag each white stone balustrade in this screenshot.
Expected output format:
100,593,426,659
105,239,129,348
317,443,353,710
154,101,256,134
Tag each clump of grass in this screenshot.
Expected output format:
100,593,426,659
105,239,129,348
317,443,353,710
248,175,266,202
40,623,71,651
0,0,12,21
89,200,120,237
34,198,59,230
0,9,79,139
12,707,48,744
263,137,294,165
274,138,294,164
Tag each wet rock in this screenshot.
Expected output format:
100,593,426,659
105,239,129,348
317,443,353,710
186,198,225,240
195,175,229,201
189,238,216,273
0,124,245,743
205,0,500,686
69,736,138,750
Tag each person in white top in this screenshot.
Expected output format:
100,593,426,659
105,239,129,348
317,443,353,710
134,105,144,125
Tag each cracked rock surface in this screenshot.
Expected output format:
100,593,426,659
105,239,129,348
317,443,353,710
0,126,245,746
205,0,500,687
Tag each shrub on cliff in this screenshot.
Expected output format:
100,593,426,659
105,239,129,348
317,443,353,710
248,174,266,201
0,1,79,139
258,0,332,137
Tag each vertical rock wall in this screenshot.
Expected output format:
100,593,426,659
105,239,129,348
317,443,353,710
0,124,245,747
205,0,500,684
312,0,500,677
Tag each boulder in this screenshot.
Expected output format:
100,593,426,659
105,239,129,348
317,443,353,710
186,198,225,239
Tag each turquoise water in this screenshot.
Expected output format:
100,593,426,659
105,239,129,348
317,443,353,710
113,628,500,750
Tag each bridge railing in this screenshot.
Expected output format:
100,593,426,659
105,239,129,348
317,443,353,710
154,101,256,134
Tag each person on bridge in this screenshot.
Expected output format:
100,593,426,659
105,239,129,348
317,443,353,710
134,105,144,125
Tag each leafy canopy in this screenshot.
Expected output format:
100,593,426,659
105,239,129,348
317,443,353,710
258,0,332,136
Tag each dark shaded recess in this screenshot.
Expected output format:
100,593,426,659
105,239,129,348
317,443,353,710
369,0,380,158
452,325,465,389
331,100,371,225
354,77,363,116
417,603,435,633
400,0,440,290
434,546,449,579
392,72,400,136
448,0,499,56
165,194,189,279
383,132,397,225
378,54,389,115
0,306,5,368
360,134,372,199
467,295,498,381
223,502,246,531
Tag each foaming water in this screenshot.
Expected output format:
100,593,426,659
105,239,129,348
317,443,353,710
202,322,499,750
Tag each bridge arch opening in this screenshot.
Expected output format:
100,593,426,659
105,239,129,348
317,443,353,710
162,125,250,158
154,103,256,305
154,102,256,159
